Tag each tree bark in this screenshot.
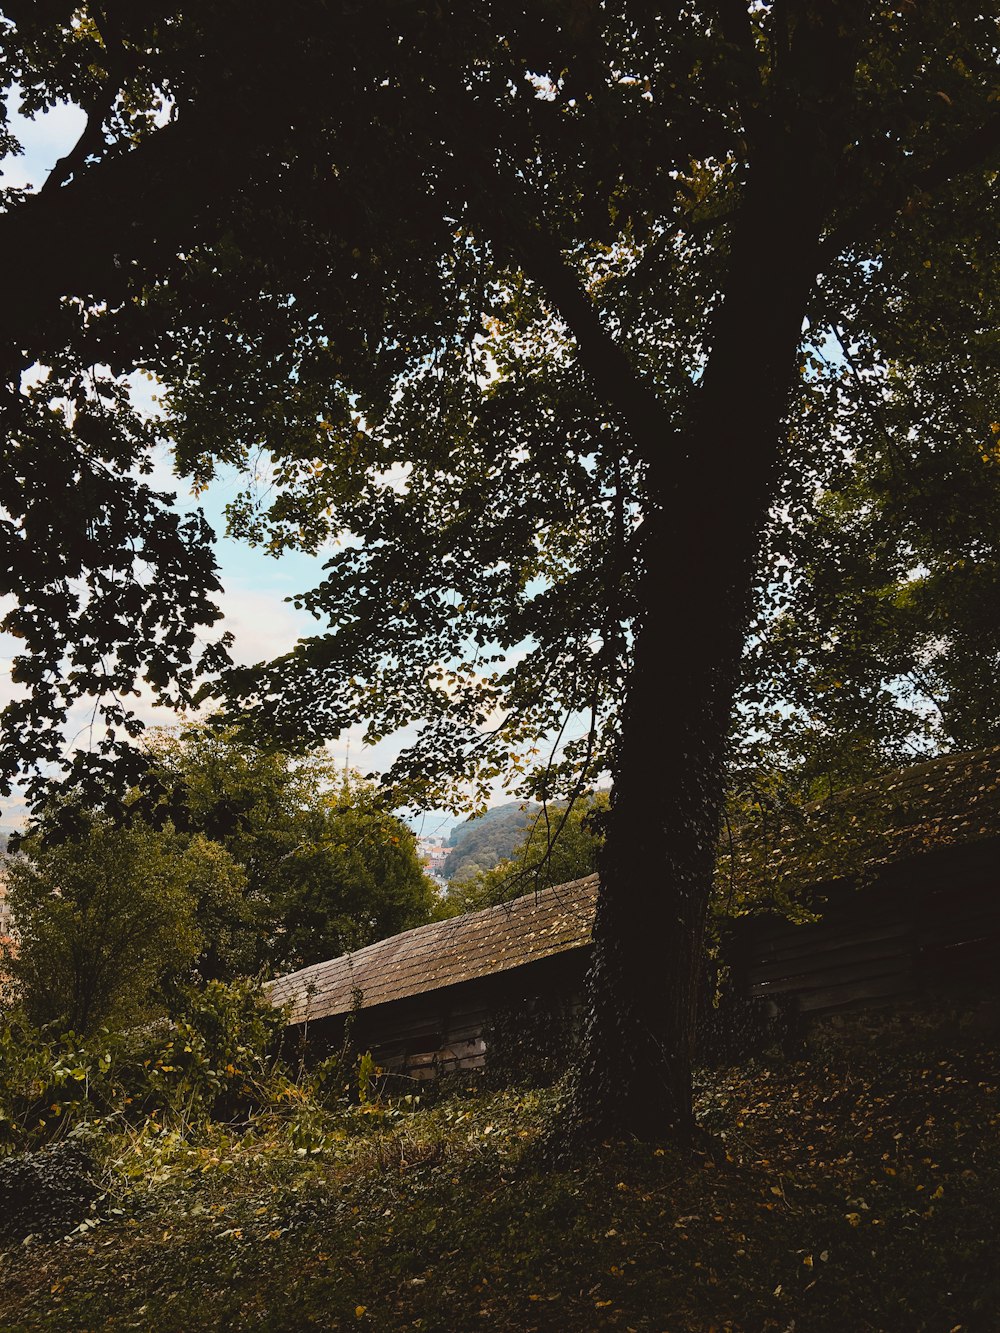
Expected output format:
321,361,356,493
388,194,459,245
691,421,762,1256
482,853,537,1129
560,8,863,1143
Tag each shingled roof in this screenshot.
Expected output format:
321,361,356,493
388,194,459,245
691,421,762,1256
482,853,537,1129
268,874,599,1025
722,745,1000,913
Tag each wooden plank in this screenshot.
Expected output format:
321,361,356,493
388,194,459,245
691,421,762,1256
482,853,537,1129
748,920,912,968
798,969,916,1013
746,933,912,985
750,954,912,999
921,934,999,977
917,902,1000,936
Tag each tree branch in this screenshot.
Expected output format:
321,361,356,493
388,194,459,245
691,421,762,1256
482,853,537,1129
38,3,130,197
479,159,676,463
819,106,1000,268
432,88,676,468
38,86,120,198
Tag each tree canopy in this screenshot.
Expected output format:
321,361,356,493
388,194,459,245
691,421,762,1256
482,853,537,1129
140,725,437,974
3,1,1000,1141
1,819,232,1033
2,729,436,1029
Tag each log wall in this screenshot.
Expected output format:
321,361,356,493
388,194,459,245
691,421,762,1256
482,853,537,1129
736,839,1000,1018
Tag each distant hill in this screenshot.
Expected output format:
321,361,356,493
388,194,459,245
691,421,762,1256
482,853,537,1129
443,802,540,882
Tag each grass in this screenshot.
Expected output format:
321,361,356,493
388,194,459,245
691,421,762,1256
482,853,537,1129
1,994,998,1332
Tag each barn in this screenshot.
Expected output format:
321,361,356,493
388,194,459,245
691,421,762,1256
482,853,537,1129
268,875,599,1080
269,748,1000,1077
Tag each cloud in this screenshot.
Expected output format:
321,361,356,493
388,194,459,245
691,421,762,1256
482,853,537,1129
214,579,311,667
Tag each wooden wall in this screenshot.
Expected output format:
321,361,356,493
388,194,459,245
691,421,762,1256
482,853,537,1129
734,838,1000,1018
294,947,589,1082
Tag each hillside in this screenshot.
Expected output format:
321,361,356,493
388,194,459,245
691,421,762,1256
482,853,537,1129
1,994,997,1331
443,802,540,881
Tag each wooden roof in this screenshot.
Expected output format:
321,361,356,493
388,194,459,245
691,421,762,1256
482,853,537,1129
723,745,1000,913
268,874,599,1025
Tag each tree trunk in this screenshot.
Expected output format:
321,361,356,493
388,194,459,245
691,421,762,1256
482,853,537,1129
561,51,859,1143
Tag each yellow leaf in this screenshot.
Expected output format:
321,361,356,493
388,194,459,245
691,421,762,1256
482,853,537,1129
355,1307,367,1318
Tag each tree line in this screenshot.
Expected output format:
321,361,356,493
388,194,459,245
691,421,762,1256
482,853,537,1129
2,726,433,1034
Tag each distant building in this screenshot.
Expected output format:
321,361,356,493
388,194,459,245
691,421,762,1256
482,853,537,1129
416,835,450,876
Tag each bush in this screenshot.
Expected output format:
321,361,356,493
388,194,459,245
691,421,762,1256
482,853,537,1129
0,978,293,1154
127,977,292,1124
0,1139,98,1245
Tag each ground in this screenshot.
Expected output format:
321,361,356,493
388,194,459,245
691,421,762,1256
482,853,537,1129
1,994,997,1332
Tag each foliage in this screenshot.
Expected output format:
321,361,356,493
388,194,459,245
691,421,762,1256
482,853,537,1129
3,5,994,808
4,1,1000,1139
0,1011,115,1155
133,977,293,1125
0,978,291,1156
738,342,1000,790
140,724,437,975
0,1139,97,1245
0,819,240,1033
0,1000,997,1330
444,791,607,915
0,369,229,810
482,997,581,1091
271,780,437,973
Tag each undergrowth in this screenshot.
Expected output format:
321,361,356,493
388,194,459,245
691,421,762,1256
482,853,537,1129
0,988,997,1332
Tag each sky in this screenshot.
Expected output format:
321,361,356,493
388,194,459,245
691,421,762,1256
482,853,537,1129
1,96,467,837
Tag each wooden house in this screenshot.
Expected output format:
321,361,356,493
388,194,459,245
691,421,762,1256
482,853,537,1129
268,875,599,1080
269,748,1000,1077
727,748,1000,1019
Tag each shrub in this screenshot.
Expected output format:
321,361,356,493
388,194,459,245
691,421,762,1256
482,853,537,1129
124,977,292,1124
0,978,293,1154
0,1138,98,1245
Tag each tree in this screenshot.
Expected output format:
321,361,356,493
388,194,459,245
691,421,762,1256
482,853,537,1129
142,725,436,974
739,356,1000,788
2,2,1000,1142
270,778,438,971
1,820,237,1033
